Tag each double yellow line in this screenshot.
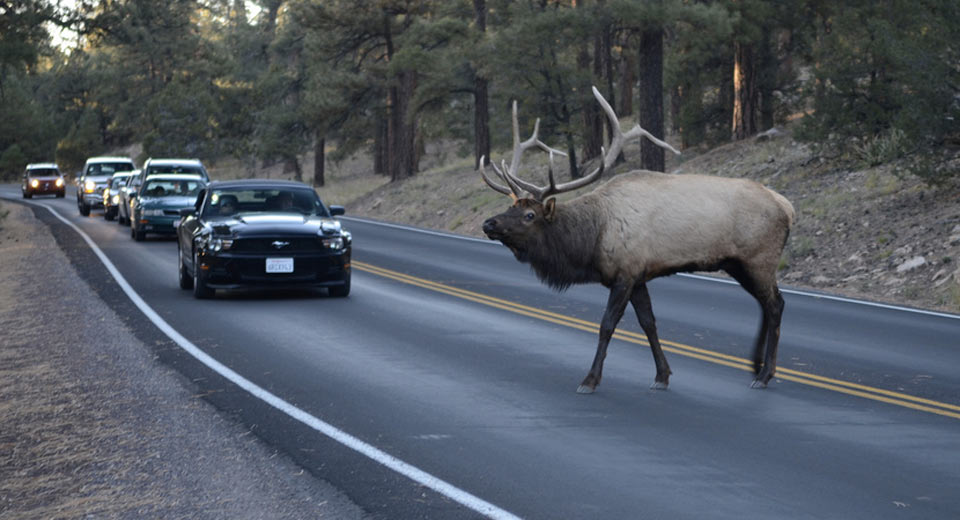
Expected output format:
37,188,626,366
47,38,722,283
355,261,960,421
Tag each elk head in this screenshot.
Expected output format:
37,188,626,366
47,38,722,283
480,86,682,257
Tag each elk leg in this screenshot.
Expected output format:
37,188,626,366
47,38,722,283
724,261,783,388
751,289,784,388
577,281,633,394
630,283,671,390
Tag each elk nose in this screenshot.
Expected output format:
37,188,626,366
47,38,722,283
482,217,497,235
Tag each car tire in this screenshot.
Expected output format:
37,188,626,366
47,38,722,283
192,249,214,299
104,208,115,221
56,191,65,198
329,274,351,297
132,224,145,241
23,191,31,199
178,246,194,290
79,201,90,216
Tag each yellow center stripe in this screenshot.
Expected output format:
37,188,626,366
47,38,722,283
354,261,960,420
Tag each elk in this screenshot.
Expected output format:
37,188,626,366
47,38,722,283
480,87,795,393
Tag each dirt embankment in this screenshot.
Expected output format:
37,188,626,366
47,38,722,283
0,202,367,519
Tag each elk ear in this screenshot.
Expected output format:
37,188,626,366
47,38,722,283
543,197,557,222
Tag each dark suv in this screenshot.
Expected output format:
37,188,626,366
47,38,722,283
22,163,66,198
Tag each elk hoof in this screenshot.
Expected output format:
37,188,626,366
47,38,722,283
650,381,668,390
750,379,768,389
576,384,596,394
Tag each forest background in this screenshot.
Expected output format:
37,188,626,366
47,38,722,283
2,0,958,184
2,0,960,311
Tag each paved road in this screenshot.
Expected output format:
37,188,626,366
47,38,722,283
4,184,959,519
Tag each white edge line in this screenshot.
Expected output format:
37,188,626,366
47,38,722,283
15,199,521,520
342,216,960,321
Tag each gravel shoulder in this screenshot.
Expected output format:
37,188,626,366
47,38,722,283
0,201,369,519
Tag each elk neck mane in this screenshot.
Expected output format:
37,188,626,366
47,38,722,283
524,197,603,292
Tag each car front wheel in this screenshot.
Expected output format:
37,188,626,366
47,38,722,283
192,249,214,299
329,273,351,297
178,246,193,290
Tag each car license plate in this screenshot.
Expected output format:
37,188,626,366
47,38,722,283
266,257,294,273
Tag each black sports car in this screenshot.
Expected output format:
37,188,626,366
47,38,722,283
176,179,352,298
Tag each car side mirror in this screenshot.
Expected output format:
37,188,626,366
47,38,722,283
329,205,345,216
179,208,195,217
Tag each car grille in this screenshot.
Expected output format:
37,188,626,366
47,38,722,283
230,237,324,253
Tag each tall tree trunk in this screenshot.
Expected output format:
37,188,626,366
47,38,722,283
619,50,635,117
579,2,602,165
473,0,490,168
581,40,602,164
313,135,325,187
639,26,665,172
391,70,418,181
374,109,387,175
732,41,758,140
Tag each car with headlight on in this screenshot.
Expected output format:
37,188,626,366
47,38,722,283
103,171,134,221
77,156,136,216
176,179,351,299
22,163,66,198
130,174,206,241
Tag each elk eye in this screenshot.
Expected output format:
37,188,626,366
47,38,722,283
524,211,535,221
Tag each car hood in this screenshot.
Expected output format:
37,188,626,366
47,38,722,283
211,214,342,237
140,196,197,209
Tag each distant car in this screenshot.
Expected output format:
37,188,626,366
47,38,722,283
129,174,206,241
103,172,134,221
138,158,210,186
117,170,142,226
77,156,136,216
176,179,351,299
22,163,65,198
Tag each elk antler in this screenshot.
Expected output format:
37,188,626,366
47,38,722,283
591,85,680,173
477,100,569,202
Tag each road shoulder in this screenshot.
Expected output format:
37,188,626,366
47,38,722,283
0,201,369,519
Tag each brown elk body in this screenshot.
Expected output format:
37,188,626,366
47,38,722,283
480,87,795,392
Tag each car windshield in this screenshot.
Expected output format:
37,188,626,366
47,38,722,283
88,162,134,175
146,165,203,175
110,176,129,189
203,188,326,218
141,179,204,198
28,168,59,177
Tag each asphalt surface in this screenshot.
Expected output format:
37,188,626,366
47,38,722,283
3,184,959,519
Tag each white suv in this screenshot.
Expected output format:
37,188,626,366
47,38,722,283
77,156,136,216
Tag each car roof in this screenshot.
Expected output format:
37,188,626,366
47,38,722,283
26,163,59,170
85,156,135,164
143,174,204,182
144,158,204,166
206,179,314,190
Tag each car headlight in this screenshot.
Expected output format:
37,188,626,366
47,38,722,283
111,194,120,204
30,179,39,188
143,209,165,216
55,178,64,187
322,237,344,250
201,236,233,252
84,179,96,193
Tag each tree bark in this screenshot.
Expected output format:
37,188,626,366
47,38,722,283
473,0,490,168
579,2,602,164
619,50,635,117
313,135,325,187
732,41,758,140
638,26,665,172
